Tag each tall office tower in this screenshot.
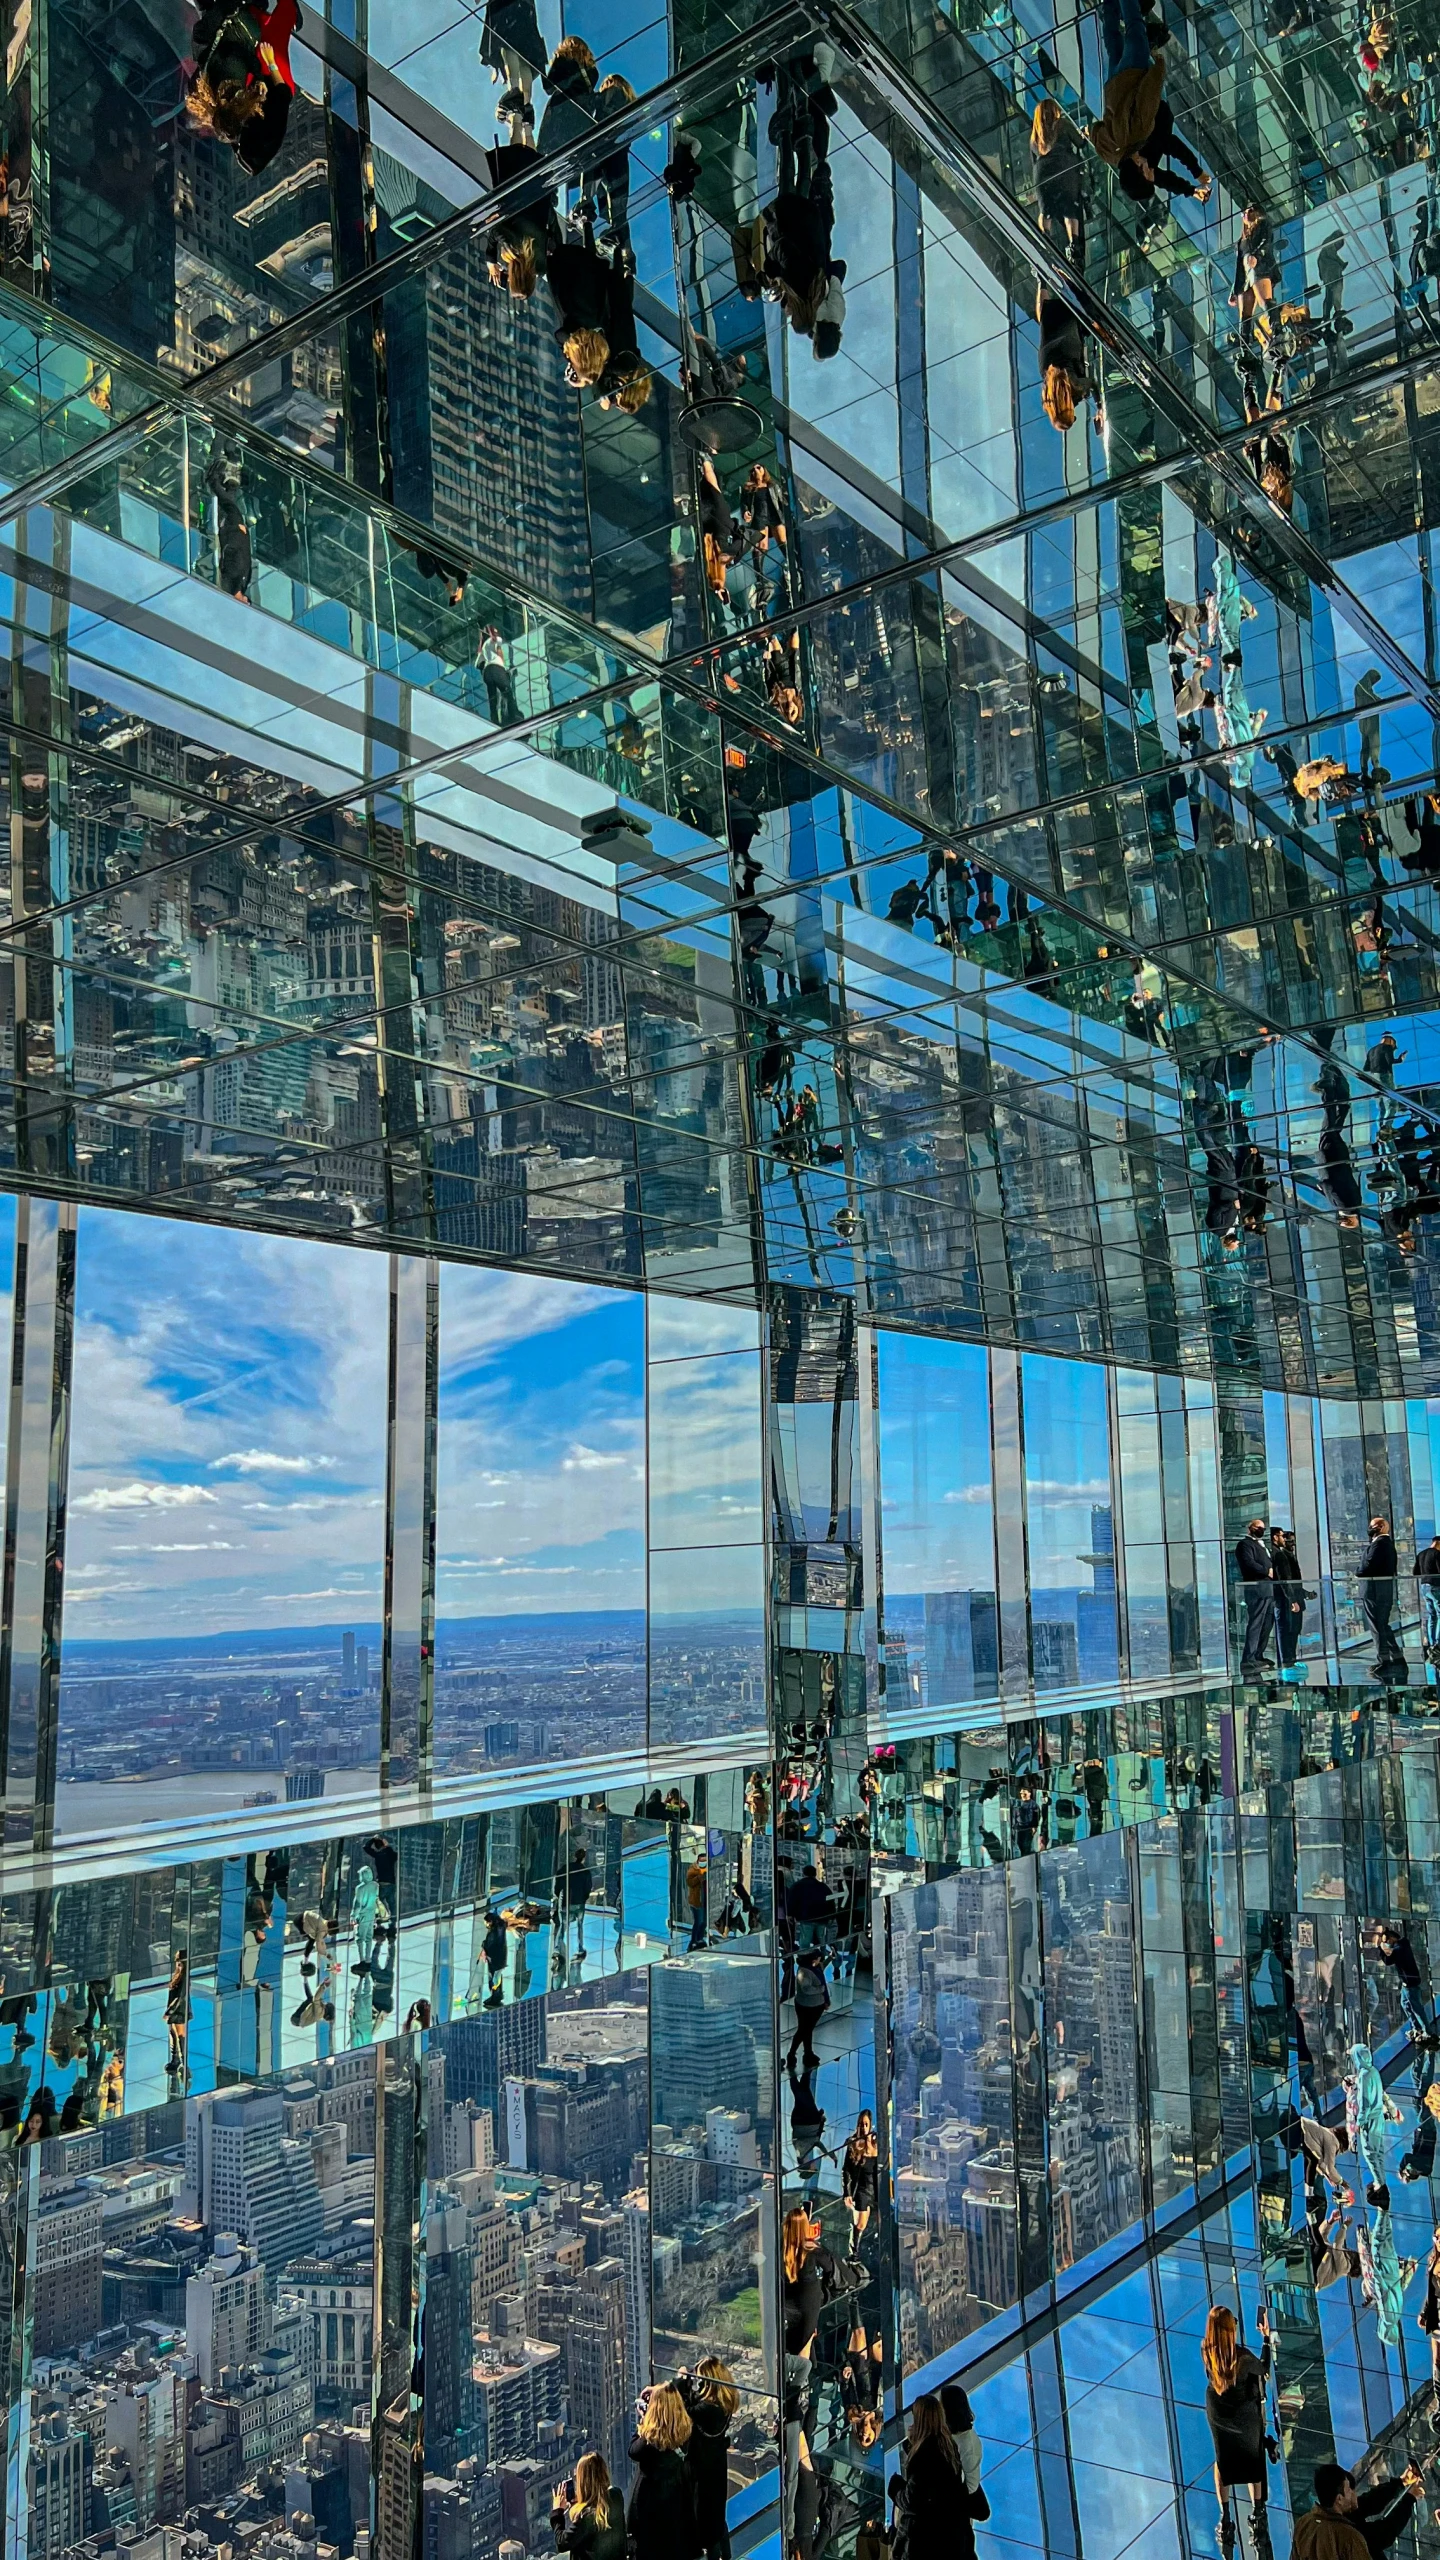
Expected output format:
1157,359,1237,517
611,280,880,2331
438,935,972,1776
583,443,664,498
423,2187,473,2478
183,2090,327,2282
18,0,1440,2553
27,2408,91,2559
32,2183,104,2356
440,2006,548,2118
186,2233,269,2383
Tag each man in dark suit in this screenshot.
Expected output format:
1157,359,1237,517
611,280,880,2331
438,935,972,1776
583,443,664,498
1359,1515,1406,1680
1235,1518,1274,1675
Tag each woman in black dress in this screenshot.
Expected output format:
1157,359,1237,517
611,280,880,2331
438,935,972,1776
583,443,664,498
843,2108,880,2247
1030,98,1086,260
1036,283,1099,433
1202,2303,1271,2548
479,0,545,133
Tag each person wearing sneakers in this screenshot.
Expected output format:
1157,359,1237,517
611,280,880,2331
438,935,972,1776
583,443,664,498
1087,0,1212,212
479,0,545,134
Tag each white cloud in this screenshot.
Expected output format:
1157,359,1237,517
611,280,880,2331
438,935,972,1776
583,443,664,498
72,1481,218,1513
210,1450,337,1475
439,1268,619,1374
942,1485,993,1505
562,1444,630,1472
149,1541,240,1554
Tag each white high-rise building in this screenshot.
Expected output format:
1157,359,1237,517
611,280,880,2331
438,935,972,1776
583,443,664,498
186,2233,268,2384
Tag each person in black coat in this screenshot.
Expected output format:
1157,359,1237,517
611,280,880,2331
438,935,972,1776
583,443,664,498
538,33,599,156
546,231,613,384
187,0,300,177
1235,1519,1275,1675
892,2394,976,2559
1271,1529,1306,1667
678,2361,737,2559
482,140,558,298
628,2383,700,2560
552,2452,626,2560
1359,1515,1406,1678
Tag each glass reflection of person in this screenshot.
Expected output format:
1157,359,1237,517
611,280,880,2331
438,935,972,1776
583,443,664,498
165,1949,190,2081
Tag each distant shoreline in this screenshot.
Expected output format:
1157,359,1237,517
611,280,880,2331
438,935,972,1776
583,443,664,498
60,1604,766,1667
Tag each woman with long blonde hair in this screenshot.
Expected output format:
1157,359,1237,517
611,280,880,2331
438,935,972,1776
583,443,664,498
679,2359,739,2559
1202,2302,1272,2548
1030,94,1086,258
893,2393,975,2555
628,2383,699,2557
551,2449,626,2558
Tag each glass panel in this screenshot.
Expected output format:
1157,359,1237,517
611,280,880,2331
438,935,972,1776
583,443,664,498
434,1267,646,1777
890,1865,1018,2373
58,1213,388,1840
1021,1353,1119,1692
876,1332,996,1717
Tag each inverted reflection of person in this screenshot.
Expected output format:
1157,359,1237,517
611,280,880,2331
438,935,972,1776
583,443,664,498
186,0,300,178
1037,282,1101,431
482,138,555,299
1031,99,1087,260
478,0,545,135
547,227,613,386
843,2108,879,2246
1419,2221,1440,2392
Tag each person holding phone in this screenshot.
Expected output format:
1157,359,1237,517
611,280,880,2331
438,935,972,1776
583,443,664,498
551,2453,626,2559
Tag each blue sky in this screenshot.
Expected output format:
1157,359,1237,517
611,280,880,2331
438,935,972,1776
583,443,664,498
879,1337,1116,1593
438,1266,647,1619
65,1211,389,1639
877,1333,996,1592
60,1214,773,1639
1021,1353,1112,1585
